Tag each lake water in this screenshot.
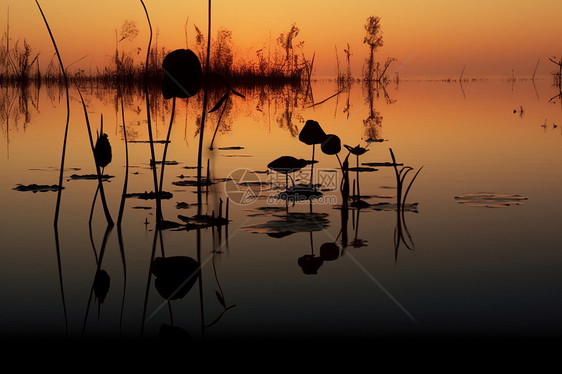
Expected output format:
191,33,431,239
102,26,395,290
1,77,561,341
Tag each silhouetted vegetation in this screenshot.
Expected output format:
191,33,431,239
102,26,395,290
550,56,562,104
363,16,396,84
1,18,313,89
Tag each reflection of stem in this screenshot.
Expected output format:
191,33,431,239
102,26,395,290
116,225,127,337
389,148,423,261
197,229,205,339
354,207,361,242
141,228,159,338
310,144,315,187
197,0,212,216
81,225,113,337
117,93,128,226
204,245,236,328
157,96,176,223
157,230,174,325
88,185,100,262
53,224,68,336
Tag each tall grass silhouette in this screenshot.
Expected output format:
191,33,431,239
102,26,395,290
34,0,69,226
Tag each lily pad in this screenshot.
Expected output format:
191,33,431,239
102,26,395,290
368,202,419,213
125,191,173,200
13,184,62,192
175,202,191,209
172,179,214,187
348,166,378,172
454,192,527,208
70,174,114,180
242,212,329,235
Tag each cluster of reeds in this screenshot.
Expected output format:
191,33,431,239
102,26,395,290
1,16,314,88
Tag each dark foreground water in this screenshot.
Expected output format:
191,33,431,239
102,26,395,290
1,78,561,342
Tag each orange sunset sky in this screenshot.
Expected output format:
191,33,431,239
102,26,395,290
1,0,561,79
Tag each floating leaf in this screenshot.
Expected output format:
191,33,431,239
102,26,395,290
175,202,191,209
362,162,403,167
70,174,114,180
125,191,173,200
454,192,528,208
13,184,62,192
348,167,378,172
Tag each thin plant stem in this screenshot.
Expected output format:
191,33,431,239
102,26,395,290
79,91,114,227
35,0,69,226
197,0,212,216
158,96,176,216
140,0,162,224
209,96,228,150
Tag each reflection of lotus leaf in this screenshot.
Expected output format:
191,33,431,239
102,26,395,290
298,255,324,275
94,270,110,304
320,243,339,261
454,193,527,208
242,212,329,235
368,202,419,213
151,256,200,300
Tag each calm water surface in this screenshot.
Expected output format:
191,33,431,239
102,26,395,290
1,78,561,340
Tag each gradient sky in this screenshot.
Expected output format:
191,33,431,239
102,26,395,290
1,0,562,79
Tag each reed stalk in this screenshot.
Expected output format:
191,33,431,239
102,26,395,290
140,0,163,224
35,0,69,226
197,0,212,216
78,92,114,227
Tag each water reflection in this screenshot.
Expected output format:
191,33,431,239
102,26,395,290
12,75,562,339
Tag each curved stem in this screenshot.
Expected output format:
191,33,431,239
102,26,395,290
35,0,69,226
197,0,212,216
117,93,129,226
139,0,161,224
157,96,176,223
